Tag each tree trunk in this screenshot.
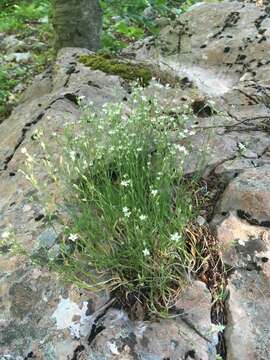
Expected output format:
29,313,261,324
52,0,102,51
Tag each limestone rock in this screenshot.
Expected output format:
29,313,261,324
218,166,270,224
130,1,270,178
0,34,25,53
0,47,127,359
215,212,270,270
226,270,270,360
214,212,270,360
214,169,270,359
20,70,53,103
82,281,217,360
0,46,218,359
1,0,270,358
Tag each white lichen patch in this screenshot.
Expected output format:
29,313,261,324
52,296,91,338
107,341,120,355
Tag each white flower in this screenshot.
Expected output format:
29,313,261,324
208,100,216,107
136,147,143,152
174,144,188,155
142,248,150,256
108,342,120,355
238,142,246,151
1,230,11,239
40,142,46,150
211,323,225,334
120,179,131,187
170,232,181,242
151,189,158,197
20,146,33,162
31,129,42,140
68,233,79,242
25,153,34,163
69,151,76,161
139,214,147,221
122,207,131,218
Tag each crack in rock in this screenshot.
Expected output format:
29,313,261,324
237,209,270,228
0,95,79,172
211,11,241,39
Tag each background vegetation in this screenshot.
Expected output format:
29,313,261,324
0,0,198,121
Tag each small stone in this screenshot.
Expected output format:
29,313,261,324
5,52,31,64
0,34,25,52
13,83,26,93
197,215,206,226
37,227,59,249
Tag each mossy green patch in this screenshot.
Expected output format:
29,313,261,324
80,54,152,86
80,54,178,87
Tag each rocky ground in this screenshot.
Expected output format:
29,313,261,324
1,1,270,359
0,9,52,122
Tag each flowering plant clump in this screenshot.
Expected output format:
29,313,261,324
21,86,202,315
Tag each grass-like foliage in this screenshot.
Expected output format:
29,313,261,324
20,87,201,315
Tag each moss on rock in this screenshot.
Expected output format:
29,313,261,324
80,54,177,87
